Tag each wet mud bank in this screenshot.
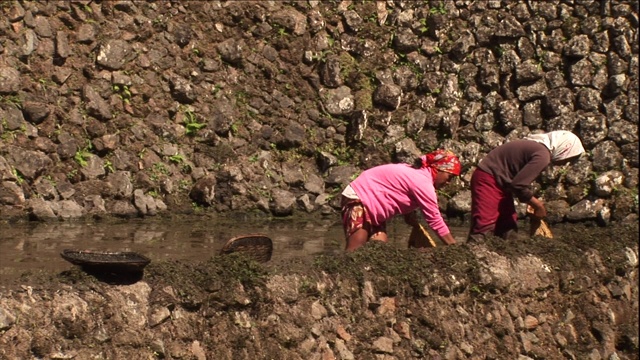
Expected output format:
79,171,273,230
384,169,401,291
0,222,637,359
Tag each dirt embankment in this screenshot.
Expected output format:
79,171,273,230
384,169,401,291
0,222,637,359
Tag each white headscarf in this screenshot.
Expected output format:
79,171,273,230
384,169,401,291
525,131,585,161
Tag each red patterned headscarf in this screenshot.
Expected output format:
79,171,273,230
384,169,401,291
421,150,461,179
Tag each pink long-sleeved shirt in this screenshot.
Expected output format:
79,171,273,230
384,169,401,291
349,163,450,237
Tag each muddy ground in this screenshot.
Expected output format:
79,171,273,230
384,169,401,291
0,219,637,360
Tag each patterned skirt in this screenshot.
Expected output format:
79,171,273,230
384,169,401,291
341,196,385,238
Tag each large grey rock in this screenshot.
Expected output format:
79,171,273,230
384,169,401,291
373,83,402,110
79,154,106,180
27,197,57,220
270,188,296,216
592,141,624,172
567,199,606,221
0,181,25,205
578,112,608,148
4,146,52,181
82,85,113,121
133,189,158,216
22,100,50,125
594,171,624,197
303,173,324,195
0,307,17,331
319,55,343,88
324,165,358,188
189,176,216,206
0,67,21,94
96,39,135,70
106,171,133,199
217,38,245,66
449,190,472,213
50,199,85,220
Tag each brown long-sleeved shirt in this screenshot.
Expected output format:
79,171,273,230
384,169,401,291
477,140,551,202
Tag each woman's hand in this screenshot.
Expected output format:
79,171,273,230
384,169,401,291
440,233,457,245
527,197,547,219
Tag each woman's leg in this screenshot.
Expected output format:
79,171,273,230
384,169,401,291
342,197,388,251
345,228,370,251
495,196,518,239
342,197,370,251
469,169,503,237
369,228,388,242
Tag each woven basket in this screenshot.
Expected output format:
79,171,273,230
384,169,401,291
220,234,273,263
527,206,553,238
60,249,151,273
408,223,437,248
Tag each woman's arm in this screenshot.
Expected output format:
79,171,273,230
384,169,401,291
527,196,547,218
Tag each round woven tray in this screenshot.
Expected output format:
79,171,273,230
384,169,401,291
60,249,151,273
220,234,273,263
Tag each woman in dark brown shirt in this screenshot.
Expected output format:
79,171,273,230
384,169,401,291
468,131,585,240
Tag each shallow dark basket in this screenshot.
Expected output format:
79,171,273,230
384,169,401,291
220,234,273,263
61,249,151,273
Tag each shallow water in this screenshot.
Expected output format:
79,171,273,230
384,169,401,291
0,216,470,284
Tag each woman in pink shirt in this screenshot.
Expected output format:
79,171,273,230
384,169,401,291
341,149,461,251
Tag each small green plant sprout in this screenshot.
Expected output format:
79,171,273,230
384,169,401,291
183,109,206,136
419,18,429,34
235,90,248,105
104,160,115,173
113,84,132,104
191,202,203,212
327,35,335,47
38,78,50,91
0,95,23,108
12,168,24,185
178,179,192,191
230,122,239,135
276,25,288,37
211,84,221,96
153,162,170,176
169,154,185,164
429,4,447,15
67,169,78,179
436,189,452,199
182,163,192,174
74,145,93,167
43,175,56,186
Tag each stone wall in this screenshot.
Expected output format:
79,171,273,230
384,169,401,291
0,1,637,223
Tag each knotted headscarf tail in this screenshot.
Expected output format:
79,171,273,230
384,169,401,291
421,149,461,181
525,131,585,161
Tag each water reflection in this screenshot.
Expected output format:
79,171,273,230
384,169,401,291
0,216,469,283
